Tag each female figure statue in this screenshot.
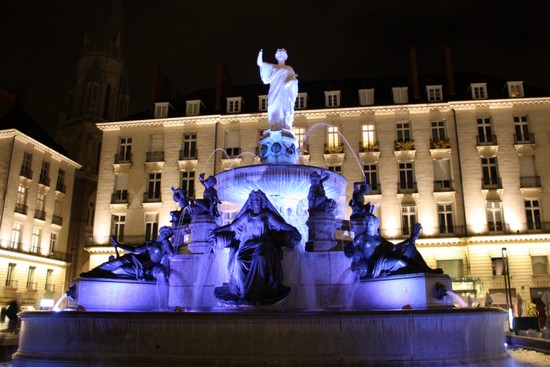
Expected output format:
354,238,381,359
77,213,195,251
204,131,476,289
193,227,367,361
210,190,301,304
257,48,298,130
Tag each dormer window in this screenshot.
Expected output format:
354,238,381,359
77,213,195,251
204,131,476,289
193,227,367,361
358,89,375,106
325,91,341,108
258,95,268,112
185,100,202,116
426,85,443,102
507,81,524,98
226,97,243,113
295,93,308,109
154,102,171,118
471,83,487,99
392,87,409,104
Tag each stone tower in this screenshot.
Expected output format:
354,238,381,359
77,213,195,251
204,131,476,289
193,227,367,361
56,0,129,280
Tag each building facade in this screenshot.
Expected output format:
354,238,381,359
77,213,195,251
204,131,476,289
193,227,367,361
0,121,80,309
89,72,550,321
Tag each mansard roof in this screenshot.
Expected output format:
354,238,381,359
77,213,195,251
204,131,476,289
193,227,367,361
126,72,550,120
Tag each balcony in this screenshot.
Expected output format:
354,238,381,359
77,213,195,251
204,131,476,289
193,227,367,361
20,166,33,179
476,135,498,146
34,209,46,221
45,283,55,292
111,190,129,204
434,180,454,192
38,175,50,187
481,178,502,189
52,215,63,226
514,133,535,144
15,203,28,215
397,182,417,194
359,142,379,153
225,147,241,158
179,149,198,160
143,192,161,203
146,151,164,162
430,138,451,149
26,281,38,291
55,183,66,193
520,176,541,189
324,144,344,154
394,140,415,151
4,279,18,289
514,133,537,155
114,152,132,164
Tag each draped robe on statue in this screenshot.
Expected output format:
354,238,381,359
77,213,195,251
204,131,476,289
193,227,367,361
259,62,298,130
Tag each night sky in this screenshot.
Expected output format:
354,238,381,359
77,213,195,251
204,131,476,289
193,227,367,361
1,1,549,136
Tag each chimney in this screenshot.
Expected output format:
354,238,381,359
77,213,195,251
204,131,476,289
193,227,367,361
444,46,456,97
215,63,233,112
409,46,421,100
151,68,173,111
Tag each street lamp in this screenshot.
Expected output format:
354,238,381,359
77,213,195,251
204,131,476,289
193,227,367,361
502,247,513,331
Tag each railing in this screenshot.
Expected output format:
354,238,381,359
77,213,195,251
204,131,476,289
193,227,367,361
481,178,502,189
146,151,165,162
430,138,451,149
85,235,146,247
114,152,132,164
15,203,28,215
111,190,128,204
56,183,66,193
20,166,33,179
359,141,380,152
514,133,535,144
143,192,161,203
52,215,63,226
34,209,46,221
224,147,241,158
179,149,198,160
368,183,381,195
26,281,37,290
45,283,55,292
476,134,498,145
394,140,415,151
324,144,344,154
520,176,541,188
397,182,417,194
4,279,18,288
50,251,71,262
434,180,454,192
38,175,50,186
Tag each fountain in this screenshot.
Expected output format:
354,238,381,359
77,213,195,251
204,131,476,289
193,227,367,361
13,49,510,367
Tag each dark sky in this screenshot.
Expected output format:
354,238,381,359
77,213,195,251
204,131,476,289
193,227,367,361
1,1,549,136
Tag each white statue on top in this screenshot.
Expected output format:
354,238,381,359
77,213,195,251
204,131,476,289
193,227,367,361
257,48,298,130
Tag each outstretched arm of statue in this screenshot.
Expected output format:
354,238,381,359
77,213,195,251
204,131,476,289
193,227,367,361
257,49,263,67
410,223,422,243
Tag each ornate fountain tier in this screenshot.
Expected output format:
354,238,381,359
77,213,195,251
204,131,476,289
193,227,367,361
216,164,347,213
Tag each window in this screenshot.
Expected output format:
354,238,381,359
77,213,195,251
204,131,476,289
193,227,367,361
185,100,201,116
26,266,36,290
181,134,197,159
87,203,95,227
39,161,50,186
118,137,132,162
401,205,417,236
325,91,341,108
295,93,308,109
431,121,447,143
396,121,412,142
514,116,532,143
146,173,162,200
507,81,524,98
181,171,196,198
111,214,126,242
358,89,375,106
21,152,32,178
56,169,66,192
398,162,415,192
16,184,28,214
5,263,16,287
362,124,376,148
436,259,463,278
258,95,268,112
145,213,159,242
525,199,542,231
31,227,42,253
148,134,164,162
53,200,63,226
292,127,306,147
477,118,494,144
327,165,342,174
392,87,409,104
154,102,171,118
481,157,500,188
10,223,22,249
226,97,242,113
471,83,487,99
35,192,46,220
45,269,54,291
363,164,379,193
113,174,128,203
426,85,443,102
86,83,99,113
224,130,240,157
433,160,452,191
531,256,548,275
487,200,503,232
49,232,57,255
491,257,506,276
326,126,340,149
438,204,454,234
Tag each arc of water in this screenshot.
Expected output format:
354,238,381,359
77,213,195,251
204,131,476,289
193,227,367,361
228,151,258,170
302,122,366,182
200,148,231,175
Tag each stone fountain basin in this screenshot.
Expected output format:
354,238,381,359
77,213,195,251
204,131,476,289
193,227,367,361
14,308,510,367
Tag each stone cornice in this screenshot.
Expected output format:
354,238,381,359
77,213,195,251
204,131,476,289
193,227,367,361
0,129,81,169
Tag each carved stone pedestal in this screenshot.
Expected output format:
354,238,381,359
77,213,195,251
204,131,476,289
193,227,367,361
186,214,217,254
306,214,337,251
259,129,299,165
